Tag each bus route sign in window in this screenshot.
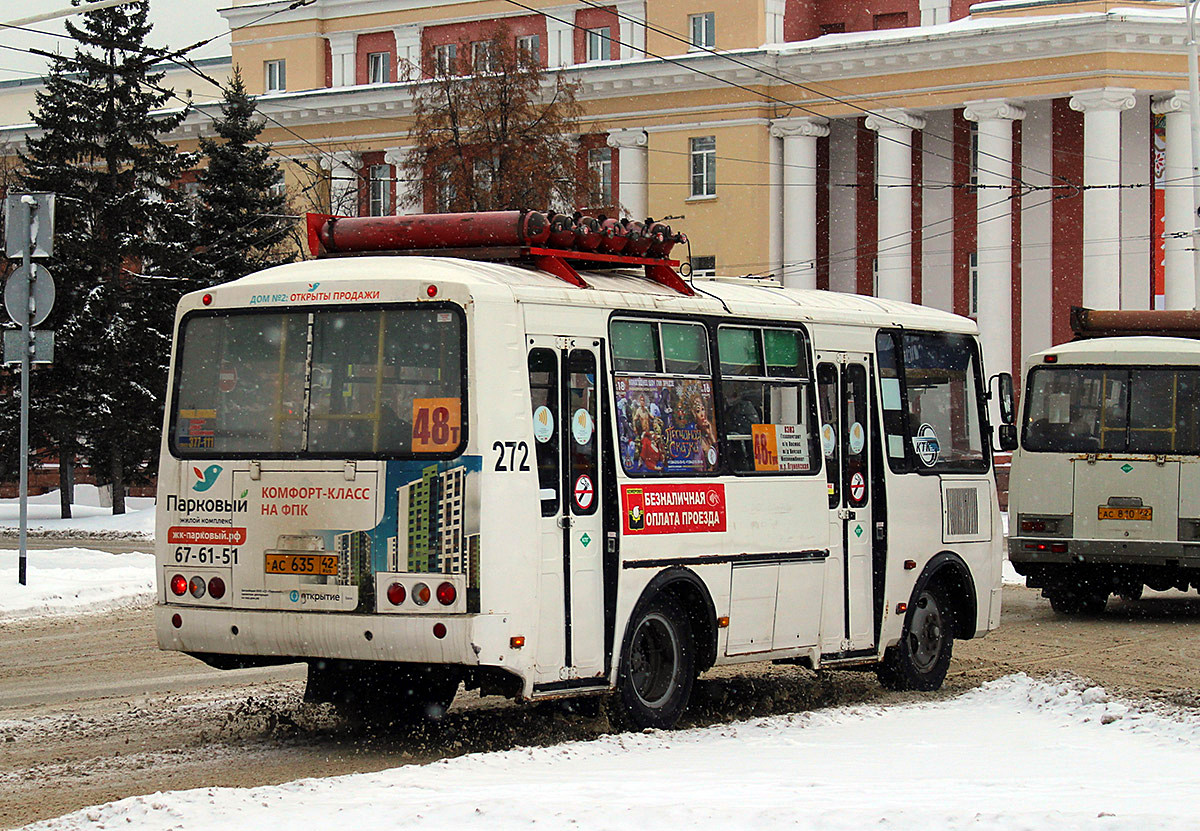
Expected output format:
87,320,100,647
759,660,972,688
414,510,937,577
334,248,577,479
172,305,465,458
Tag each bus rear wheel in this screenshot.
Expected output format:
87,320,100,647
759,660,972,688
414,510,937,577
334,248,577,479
615,595,695,730
878,586,954,692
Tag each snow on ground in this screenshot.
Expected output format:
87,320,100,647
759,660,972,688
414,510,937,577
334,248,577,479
0,547,154,621
0,485,154,538
19,673,1200,831
0,487,156,621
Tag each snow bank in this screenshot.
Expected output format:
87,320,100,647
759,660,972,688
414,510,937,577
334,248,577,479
0,548,154,622
0,486,154,538
20,674,1200,831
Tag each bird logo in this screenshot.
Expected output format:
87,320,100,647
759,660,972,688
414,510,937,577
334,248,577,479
192,464,223,492
307,282,320,292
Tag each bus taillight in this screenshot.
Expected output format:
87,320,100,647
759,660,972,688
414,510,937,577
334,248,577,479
189,576,207,598
170,574,187,596
412,582,431,606
387,582,407,606
208,576,226,600
436,582,457,606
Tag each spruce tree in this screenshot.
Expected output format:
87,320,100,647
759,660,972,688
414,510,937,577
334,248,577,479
192,67,295,285
19,0,191,515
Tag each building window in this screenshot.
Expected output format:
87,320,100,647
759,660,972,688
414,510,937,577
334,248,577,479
690,136,716,197
435,165,457,212
368,164,391,216
367,51,390,84
471,40,496,72
589,147,612,205
820,22,845,35
690,255,716,277
689,13,715,50
968,251,979,318
473,157,494,208
268,170,287,199
586,27,611,61
434,43,458,75
872,257,879,296
264,59,286,92
516,34,540,63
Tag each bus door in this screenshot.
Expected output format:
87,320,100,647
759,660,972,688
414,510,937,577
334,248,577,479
527,336,606,683
816,352,876,654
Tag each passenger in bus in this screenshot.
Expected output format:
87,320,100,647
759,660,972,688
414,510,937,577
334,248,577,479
723,383,761,470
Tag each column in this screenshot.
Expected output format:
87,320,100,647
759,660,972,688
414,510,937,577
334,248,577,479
921,110,954,313
607,128,649,221
546,15,573,68
765,0,785,43
1070,87,1136,309
865,109,925,302
827,119,857,293
1153,93,1194,309
384,148,419,215
393,24,421,81
615,0,646,60
322,151,361,216
771,117,829,290
920,0,950,25
964,99,1023,381
328,32,357,88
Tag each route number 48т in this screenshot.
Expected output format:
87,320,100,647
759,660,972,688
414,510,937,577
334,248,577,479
174,546,239,566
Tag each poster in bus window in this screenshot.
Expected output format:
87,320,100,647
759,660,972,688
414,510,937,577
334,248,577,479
615,376,718,474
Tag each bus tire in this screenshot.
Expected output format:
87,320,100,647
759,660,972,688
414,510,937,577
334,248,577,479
614,594,696,730
878,585,954,692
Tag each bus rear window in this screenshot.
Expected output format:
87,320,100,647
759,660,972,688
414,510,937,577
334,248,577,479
1023,366,1200,454
172,306,465,458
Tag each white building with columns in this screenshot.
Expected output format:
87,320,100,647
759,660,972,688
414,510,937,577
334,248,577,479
2,0,1195,384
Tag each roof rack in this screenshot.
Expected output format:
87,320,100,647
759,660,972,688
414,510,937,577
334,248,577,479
1071,306,1200,339
306,209,693,296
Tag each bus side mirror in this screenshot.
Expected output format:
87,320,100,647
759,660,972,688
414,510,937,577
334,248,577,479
997,423,1018,452
989,372,1016,425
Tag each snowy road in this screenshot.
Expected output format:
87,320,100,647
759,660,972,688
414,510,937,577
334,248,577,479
4,584,1200,829
16,673,1200,831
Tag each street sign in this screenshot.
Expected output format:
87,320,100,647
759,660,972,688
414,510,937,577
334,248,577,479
4,263,55,327
4,193,55,259
3,329,54,365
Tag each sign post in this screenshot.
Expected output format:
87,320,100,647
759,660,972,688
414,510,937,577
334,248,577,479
4,192,55,586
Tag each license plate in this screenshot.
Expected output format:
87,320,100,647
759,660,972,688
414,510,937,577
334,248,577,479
265,553,339,575
1098,506,1152,521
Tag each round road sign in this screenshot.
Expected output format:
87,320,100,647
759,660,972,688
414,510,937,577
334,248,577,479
4,263,54,327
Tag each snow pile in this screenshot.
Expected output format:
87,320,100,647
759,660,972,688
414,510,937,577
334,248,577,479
20,674,1200,831
0,485,154,538
0,547,154,622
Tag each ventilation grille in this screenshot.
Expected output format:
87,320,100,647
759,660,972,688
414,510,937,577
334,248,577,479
946,487,980,537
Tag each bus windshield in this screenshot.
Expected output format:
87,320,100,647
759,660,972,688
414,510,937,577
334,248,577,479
171,305,465,458
1022,365,1200,454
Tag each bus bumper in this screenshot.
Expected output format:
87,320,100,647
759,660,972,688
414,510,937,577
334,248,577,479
155,604,524,670
1009,537,1200,570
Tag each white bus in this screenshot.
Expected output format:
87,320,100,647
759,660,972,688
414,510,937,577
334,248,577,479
156,210,1010,728
1009,309,1200,614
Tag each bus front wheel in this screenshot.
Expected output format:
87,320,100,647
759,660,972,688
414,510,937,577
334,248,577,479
878,586,954,692
615,594,696,730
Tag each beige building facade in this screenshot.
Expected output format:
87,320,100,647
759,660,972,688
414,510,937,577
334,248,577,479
2,0,1198,381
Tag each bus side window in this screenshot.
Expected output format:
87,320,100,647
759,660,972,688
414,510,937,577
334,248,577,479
817,363,840,507
528,349,559,517
567,349,599,515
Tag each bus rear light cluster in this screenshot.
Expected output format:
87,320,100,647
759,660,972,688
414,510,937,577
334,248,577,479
170,574,226,600
384,580,458,608
1023,542,1068,554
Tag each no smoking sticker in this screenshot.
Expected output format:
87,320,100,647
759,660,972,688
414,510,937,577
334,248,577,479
573,474,594,511
849,471,866,502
